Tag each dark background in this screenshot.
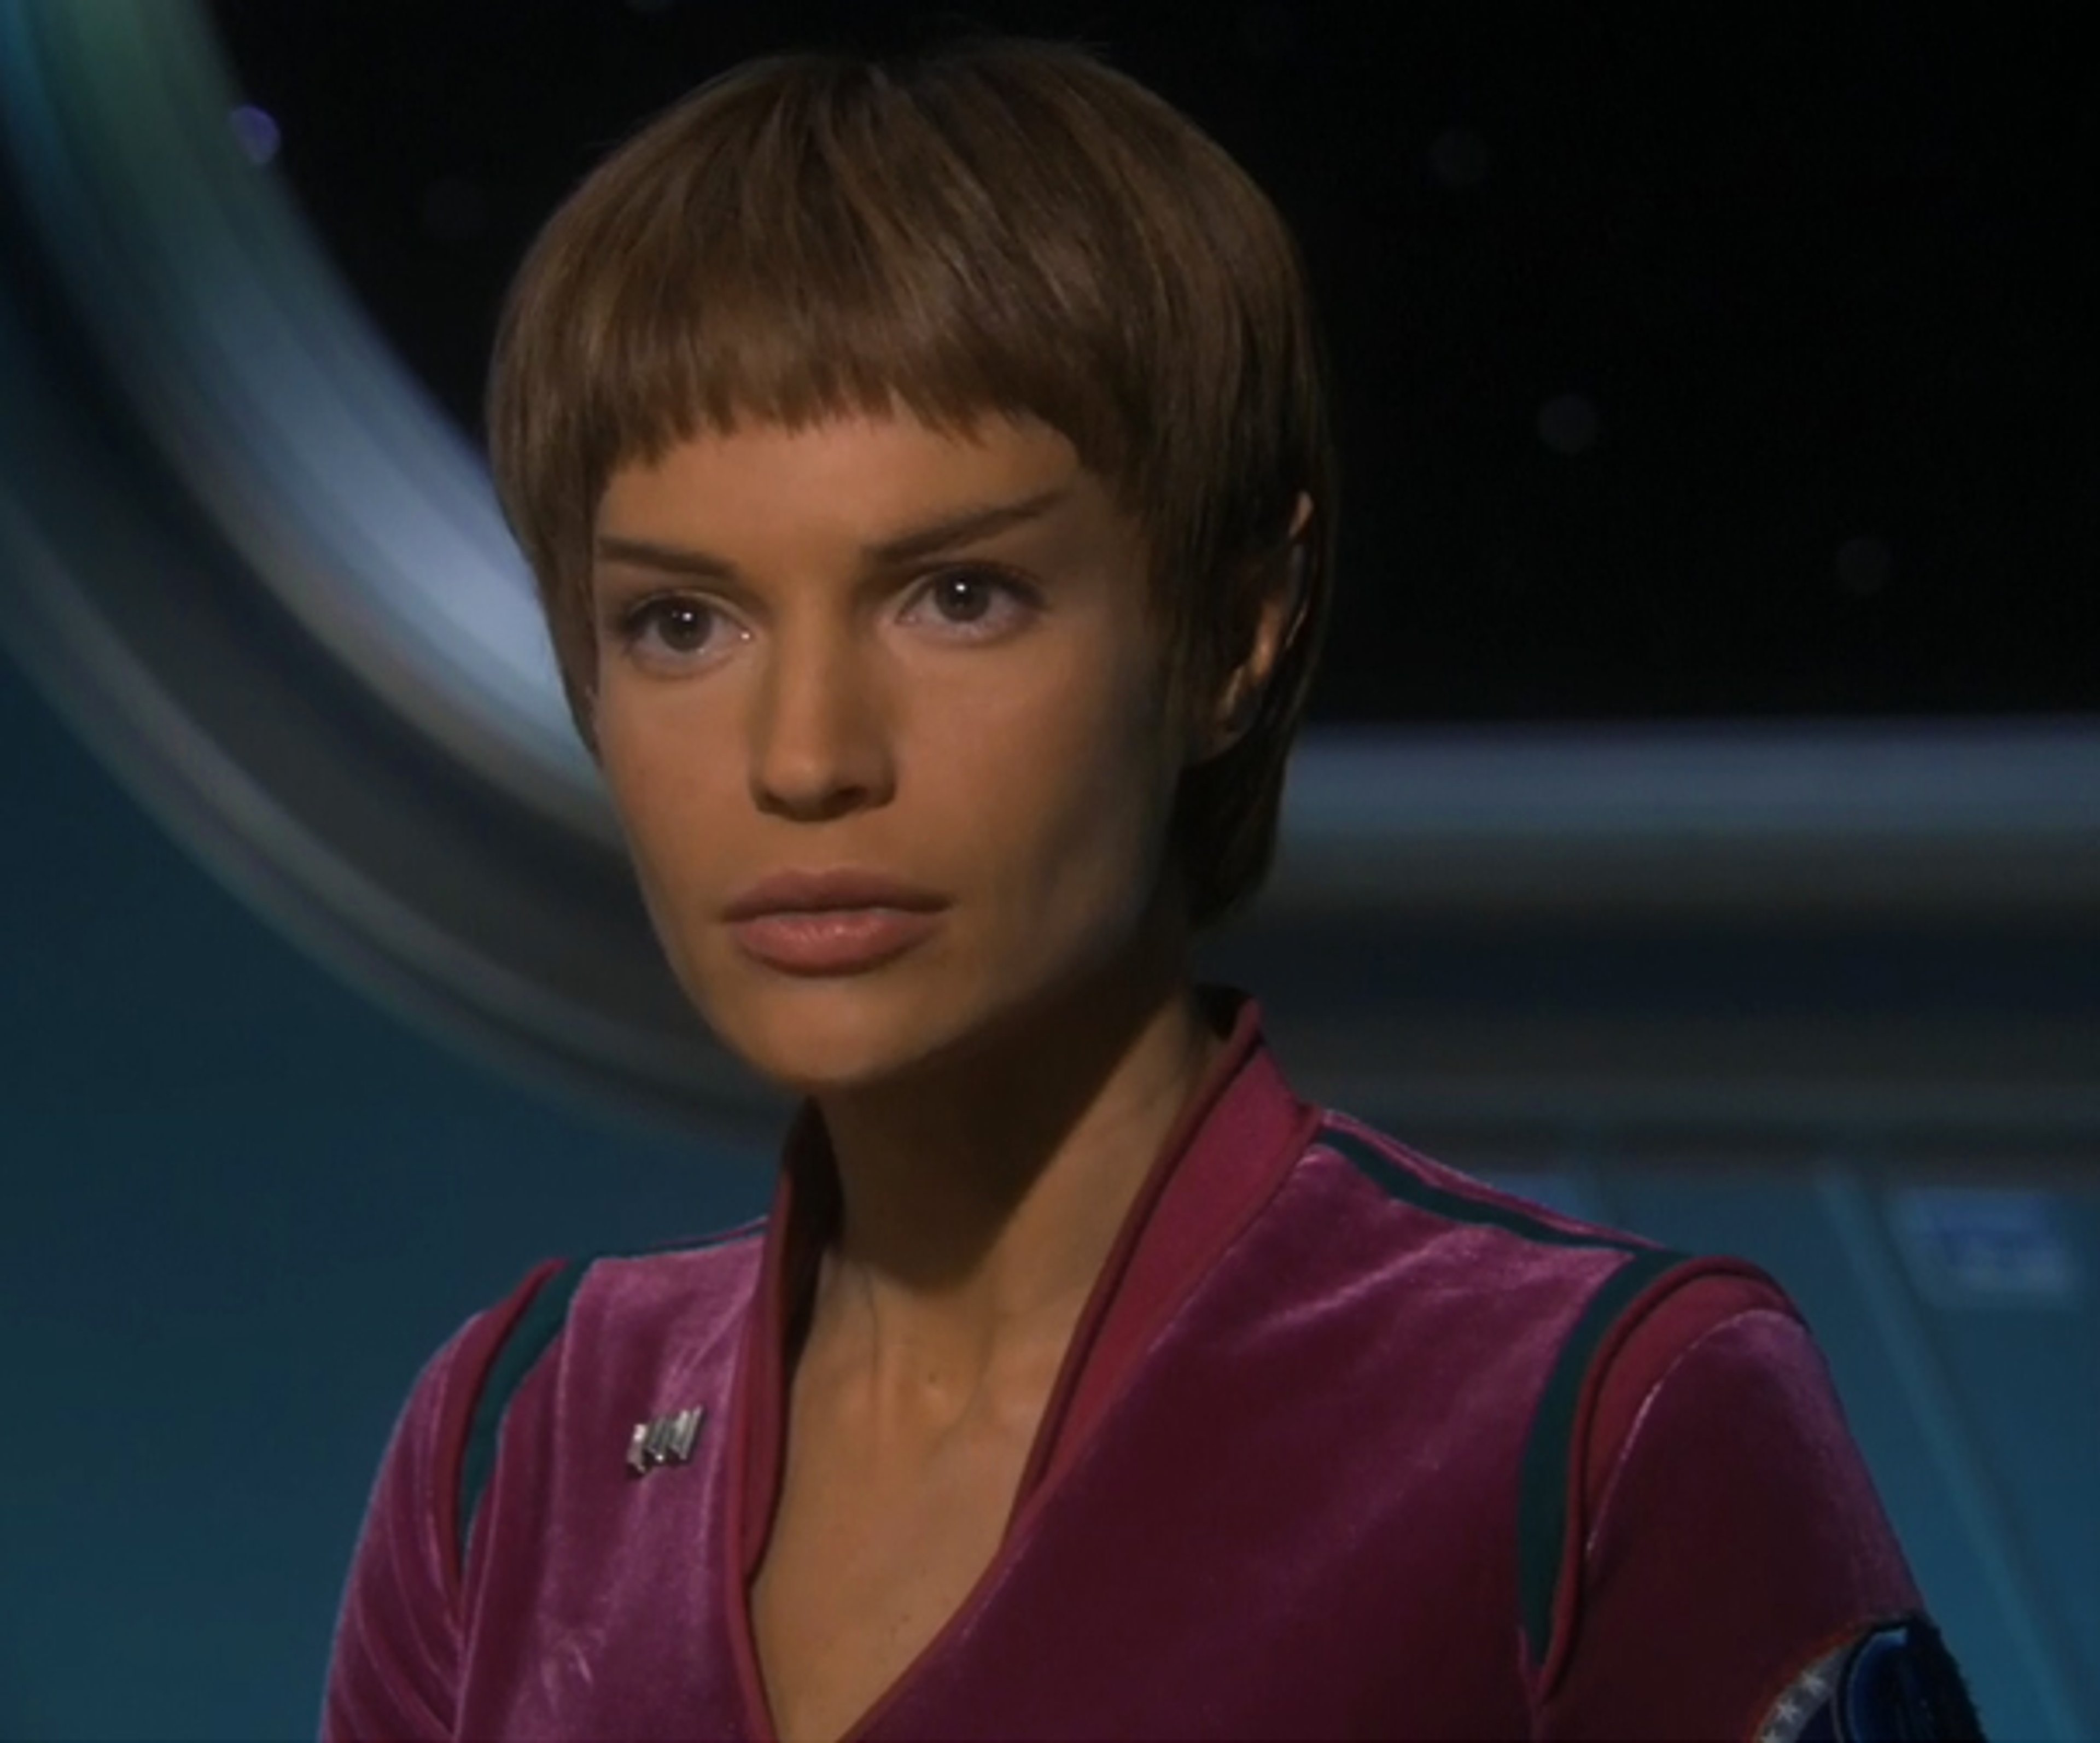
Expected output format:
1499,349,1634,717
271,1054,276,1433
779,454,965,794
208,1,2100,724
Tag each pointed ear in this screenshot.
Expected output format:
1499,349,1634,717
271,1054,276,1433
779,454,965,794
1198,492,1314,761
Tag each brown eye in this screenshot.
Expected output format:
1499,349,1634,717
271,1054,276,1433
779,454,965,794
930,572,995,623
616,595,743,666
901,567,1039,640
649,599,716,651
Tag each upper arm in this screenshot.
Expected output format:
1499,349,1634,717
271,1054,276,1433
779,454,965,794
1533,1275,1978,1740
320,1256,572,1741
320,1324,477,1742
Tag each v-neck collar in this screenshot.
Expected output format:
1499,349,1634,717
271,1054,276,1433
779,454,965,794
720,986,1320,1740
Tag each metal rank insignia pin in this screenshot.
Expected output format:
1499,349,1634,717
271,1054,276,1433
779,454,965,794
626,1406,705,1476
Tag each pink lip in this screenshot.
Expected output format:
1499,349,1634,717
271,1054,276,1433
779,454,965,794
722,868,948,922
729,907,944,976
722,868,949,976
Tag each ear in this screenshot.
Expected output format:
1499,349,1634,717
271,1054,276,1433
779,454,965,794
1199,492,1314,761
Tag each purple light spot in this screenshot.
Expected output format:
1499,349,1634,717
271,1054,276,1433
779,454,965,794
228,104,280,167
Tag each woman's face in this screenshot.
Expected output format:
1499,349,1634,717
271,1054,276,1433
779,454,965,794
590,410,1191,1094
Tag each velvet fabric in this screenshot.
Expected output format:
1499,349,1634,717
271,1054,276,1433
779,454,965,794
324,993,1929,1740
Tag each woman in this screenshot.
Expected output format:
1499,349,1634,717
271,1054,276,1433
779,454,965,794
324,38,1979,1741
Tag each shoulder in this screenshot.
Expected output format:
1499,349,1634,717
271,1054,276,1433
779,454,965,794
1293,1113,1827,1636
1292,1117,1955,1735
1300,1110,1766,1313
1308,1110,1654,1249
322,1219,768,1737
1532,1286,1953,1737
555,1217,772,1365
441,1219,769,1574
460,1217,768,1389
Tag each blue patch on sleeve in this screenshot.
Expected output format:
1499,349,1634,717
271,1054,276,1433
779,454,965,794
1758,1616,1982,1743
1836,1617,1982,1741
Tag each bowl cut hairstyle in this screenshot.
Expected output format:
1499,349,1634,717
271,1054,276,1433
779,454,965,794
487,37,1337,931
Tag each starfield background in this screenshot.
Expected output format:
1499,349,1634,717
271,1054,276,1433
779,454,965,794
210,1,2099,722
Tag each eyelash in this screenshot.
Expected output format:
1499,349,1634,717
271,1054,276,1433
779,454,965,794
609,567,1040,666
897,567,1040,637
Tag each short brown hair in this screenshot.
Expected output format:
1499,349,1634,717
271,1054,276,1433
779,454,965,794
486,37,1335,929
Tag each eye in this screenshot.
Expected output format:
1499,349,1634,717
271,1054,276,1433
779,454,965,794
900,567,1039,639
613,595,744,667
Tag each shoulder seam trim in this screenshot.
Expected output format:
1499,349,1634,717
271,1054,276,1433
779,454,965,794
1317,1120,1647,1252
1517,1247,1695,1674
453,1257,590,1574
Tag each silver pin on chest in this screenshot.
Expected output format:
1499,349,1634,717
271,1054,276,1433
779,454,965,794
626,1406,705,1474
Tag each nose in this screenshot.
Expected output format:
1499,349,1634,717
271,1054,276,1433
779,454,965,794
747,618,894,822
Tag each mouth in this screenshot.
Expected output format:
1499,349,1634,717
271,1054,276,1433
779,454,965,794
726,905,944,977
721,868,950,977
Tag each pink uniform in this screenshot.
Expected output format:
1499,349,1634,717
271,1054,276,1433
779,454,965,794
324,993,1975,1739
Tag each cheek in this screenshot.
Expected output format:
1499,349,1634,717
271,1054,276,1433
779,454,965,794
590,633,1182,1048
954,648,1181,918
593,697,742,941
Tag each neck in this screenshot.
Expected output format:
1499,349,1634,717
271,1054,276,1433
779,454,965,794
800,931,1223,1403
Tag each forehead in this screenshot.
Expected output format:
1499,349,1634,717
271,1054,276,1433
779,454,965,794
604,408,1065,508
593,410,1139,569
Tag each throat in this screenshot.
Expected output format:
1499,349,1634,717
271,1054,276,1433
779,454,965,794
747,975,1230,1738
751,1305,1061,1743
806,976,1225,1343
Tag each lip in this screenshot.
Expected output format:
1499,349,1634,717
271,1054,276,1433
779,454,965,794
722,868,950,977
722,868,949,922
728,907,944,976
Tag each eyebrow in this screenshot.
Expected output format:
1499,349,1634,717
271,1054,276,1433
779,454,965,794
593,485,1074,581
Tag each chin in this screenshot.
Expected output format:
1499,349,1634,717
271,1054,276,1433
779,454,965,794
697,965,995,1098
675,900,1163,1101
